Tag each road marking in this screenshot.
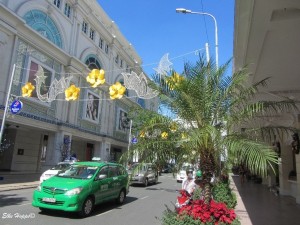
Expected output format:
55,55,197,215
140,196,149,200
96,209,113,216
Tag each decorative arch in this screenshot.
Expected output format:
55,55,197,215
23,10,63,48
84,54,102,70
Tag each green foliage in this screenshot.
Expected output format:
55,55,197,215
124,56,297,203
162,209,203,225
212,181,237,209
192,187,204,201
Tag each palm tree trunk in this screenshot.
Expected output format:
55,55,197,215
203,183,212,204
200,151,215,203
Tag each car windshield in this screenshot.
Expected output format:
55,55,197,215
51,164,71,170
131,163,148,171
58,165,98,179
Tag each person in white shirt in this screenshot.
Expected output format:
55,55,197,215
182,167,196,194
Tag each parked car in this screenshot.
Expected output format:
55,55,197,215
32,161,129,217
39,160,75,183
176,164,196,182
128,163,158,186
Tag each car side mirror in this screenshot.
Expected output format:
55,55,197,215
98,174,107,180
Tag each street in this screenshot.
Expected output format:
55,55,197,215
0,174,180,225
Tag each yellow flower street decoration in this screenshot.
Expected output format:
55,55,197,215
86,69,105,88
109,82,126,99
166,72,184,90
65,85,80,101
170,122,178,132
139,130,145,138
161,131,168,139
22,82,35,97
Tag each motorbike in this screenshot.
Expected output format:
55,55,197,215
175,189,192,211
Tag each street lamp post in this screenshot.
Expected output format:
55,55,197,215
176,8,219,69
0,64,16,145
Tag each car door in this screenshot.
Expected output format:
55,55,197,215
108,165,121,198
147,164,156,183
94,166,111,204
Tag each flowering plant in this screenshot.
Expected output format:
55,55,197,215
177,197,237,224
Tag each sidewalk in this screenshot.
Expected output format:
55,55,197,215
230,174,300,225
0,172,40,192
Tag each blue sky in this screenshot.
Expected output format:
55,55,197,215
98,0,234,77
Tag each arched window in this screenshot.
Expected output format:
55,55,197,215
138,98,145,108
85,55,102,70
23,10,62,48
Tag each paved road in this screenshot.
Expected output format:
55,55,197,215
0,173,180,225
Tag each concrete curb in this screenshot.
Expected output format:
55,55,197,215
0,181,39,192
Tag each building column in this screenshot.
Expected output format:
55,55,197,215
279,145,291,195
99,141,110,161
93,141,101,159
51,132,72,163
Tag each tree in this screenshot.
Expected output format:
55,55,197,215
128,57,298,203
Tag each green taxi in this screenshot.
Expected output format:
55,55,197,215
32,161,129,217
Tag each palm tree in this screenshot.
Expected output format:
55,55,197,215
128,57,297,203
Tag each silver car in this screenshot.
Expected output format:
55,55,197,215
128,163,158,187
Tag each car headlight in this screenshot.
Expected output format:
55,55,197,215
138,174,144,177
65,187,83,196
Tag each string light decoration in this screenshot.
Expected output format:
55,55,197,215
139,130,145,138
22,82,35,97
18,52,186,103
65,84,80,101
121,71,159,99
109,82,126,99
34,65,73,102
153,53,173,75
86,69,105,88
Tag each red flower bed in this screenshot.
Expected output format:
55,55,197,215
177,190,236,224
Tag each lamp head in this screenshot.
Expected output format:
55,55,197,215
176,8,192,14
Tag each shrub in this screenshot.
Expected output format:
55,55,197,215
212,181,237,209
162,178,240,225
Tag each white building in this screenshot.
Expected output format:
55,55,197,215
234,0,300,203
0,0,158,172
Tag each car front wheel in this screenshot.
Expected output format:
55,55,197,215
144,178,148,187
116,189,126,204
79,197,94,217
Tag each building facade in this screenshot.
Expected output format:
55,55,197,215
234,0,300,203
0,0,158,172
